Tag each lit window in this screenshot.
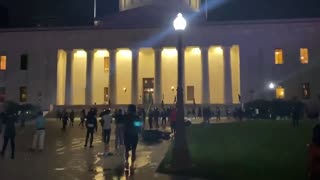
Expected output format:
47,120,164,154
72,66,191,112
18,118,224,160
300,48,309,64
302,83,310,99
276,86,285,99
104,57,109,72
20,86,27,102
275,49,283,64
187,86,195,101
0,56,6,70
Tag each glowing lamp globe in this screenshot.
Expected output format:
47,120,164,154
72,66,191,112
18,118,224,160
173,13,187,31
269,82,275,89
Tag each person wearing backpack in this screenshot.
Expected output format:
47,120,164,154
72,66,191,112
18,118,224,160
123,104,142,171
84,108,97,148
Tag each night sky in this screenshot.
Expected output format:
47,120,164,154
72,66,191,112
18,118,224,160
1,0,320,28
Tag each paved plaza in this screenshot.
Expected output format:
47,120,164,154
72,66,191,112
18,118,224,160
0,118,209,180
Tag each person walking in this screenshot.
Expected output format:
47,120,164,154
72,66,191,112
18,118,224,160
69,109,75,127
1,112,18,159
31,111,46,152
123,104,142,171
101,109,112,155
84,109,97,148
62,111,69,131
114,109,125,150
79,109,86,127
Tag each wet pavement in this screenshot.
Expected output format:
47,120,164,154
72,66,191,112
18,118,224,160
0,118,208,180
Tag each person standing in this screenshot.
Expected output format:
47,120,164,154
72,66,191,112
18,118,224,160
69,109,75,127
84,109,97,148
161,109,167,128
148,110,153,129
216,107,221,121
153,108,160,129
79,109,86,127
101,109,112,155
292,102,303,127
169,108,177,135
114,109,125,150
1,112,17,159
123,104,142,171
141,108,146,129
62,111,69,131
31,111,46,152
19,110,27,128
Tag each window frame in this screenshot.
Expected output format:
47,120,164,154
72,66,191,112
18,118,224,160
274,48,284,65
186,86,195,101
0,55,6,71
300,48,309,64
19,86,27,102
20,54,28,70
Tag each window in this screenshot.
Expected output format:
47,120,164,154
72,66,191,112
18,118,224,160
275,49,283,64
276,86,285,99
0,87,5,102
302,83,310,99
300,48,309,64
0,56,6,70
104,57,109,72
20,54,28,70
104,87,109,102
186,86,194,101
19,86,27,102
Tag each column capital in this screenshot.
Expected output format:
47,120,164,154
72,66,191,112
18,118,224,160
153,47,163,53
221,45,232,50
200,46,210,52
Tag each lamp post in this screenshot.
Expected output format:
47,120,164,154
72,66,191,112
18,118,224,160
172,13,191,170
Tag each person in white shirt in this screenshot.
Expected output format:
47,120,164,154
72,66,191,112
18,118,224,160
101,109,112,155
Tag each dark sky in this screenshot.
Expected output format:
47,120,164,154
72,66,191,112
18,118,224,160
1,0,320,27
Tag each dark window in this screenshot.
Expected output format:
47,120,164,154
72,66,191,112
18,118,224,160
20,86,27,102
20,54,28,70
187,86,194,101
302,83,310,99
0,87,5,102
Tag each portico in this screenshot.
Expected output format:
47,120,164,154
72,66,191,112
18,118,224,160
56,46,241,106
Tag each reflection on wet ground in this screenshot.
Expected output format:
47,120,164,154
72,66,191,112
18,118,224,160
0,119,207,180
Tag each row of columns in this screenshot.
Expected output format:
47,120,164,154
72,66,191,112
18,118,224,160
63,46,233,105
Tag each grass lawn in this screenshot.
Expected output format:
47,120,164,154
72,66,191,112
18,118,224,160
158,120,317,180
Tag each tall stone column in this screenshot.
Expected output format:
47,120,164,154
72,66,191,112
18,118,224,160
65,50,73,105
109,49,117,105
201,47,210,105
131,49,139,104
85,50,94,105
223,46,233,105
154,48,162,105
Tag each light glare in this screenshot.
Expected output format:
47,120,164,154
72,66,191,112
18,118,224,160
173,13,187,31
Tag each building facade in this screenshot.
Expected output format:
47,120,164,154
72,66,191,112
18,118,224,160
0,1,320,110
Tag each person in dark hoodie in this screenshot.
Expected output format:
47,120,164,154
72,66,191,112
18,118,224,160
84,108,97,148
1,109,18,159
123,104,142,171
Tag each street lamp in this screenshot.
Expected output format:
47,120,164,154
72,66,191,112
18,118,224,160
171,12,191,170
268,82,275,89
